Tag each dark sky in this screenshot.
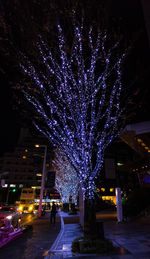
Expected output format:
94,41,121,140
0,78,20,155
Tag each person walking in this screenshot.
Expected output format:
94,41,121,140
50,202,57,224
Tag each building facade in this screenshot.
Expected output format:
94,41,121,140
0,128,54,190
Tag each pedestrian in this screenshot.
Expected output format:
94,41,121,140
56,204,59,211
48,203,51,210
50,202,57,224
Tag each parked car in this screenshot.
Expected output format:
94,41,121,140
0,205,22,248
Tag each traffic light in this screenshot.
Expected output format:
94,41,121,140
12,189,16,192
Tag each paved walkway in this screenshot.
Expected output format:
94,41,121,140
44,212,82,259
45,212,150,259
104,216,150,258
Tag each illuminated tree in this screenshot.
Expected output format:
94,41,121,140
53,150,79,204
55,173,69,203
20,18,126,237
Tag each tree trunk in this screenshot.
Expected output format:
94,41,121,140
84,198,98,239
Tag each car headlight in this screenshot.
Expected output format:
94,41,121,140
6,215,12,220
18,206,23,211
28,206,33,211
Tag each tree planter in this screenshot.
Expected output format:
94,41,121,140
72,236,115,254
84,198,104,239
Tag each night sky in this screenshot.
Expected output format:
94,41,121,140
0,0,150,156
0,77,20,155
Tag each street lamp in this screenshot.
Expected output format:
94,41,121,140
0,172,9,204
35,144,47,217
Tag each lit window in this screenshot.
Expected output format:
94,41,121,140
35,144,40,148
141,143,146,147
36,173,42,176
137,138,142,143
117,162,124,166
110,188,114,192
2,184,8,188
10,184,16,187
144,147,149,150
148,150,150,153
97,188,100,192
22,156,27,159
101,188,105,192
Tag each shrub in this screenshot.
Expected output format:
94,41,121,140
72,236,83,253
72,236,115,254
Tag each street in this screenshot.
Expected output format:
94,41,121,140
21,213,37,226
0,213,61,259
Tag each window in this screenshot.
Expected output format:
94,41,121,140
27,177,33,180
22,190,27,193
10,184,16,187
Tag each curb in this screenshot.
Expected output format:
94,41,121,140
44,212,64,259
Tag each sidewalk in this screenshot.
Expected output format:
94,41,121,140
104,215,150,258
45,212,150,259
44,211,82,259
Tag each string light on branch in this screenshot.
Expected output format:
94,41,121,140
53,149,79,203
21,18,126,199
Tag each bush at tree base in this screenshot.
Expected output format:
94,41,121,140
72,236,115,254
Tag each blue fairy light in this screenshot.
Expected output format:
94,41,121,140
21,20,126,199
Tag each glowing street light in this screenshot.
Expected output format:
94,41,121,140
35,144,40,148
35,144,47,217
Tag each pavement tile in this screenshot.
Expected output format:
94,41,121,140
45,212,150,259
